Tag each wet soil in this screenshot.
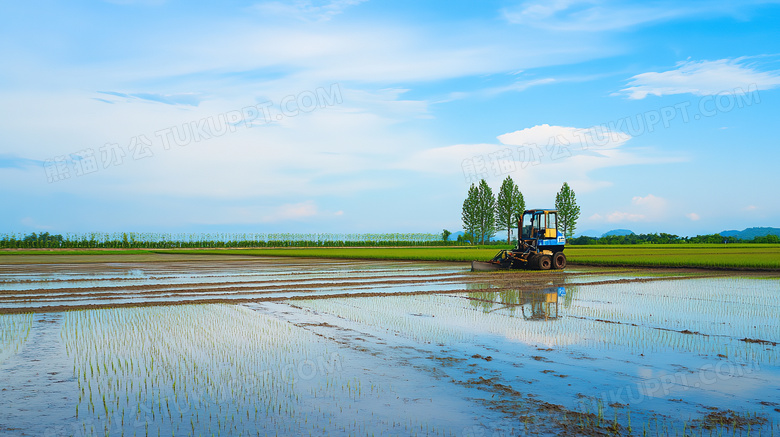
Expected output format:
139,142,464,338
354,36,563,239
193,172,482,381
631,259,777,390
3,259,767,314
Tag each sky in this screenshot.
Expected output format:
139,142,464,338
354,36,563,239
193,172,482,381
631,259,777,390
1,0,779,238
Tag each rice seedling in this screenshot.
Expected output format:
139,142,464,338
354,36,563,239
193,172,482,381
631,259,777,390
3,259,778,436
58,304,465,436
293,275,779,436
0,312,33,363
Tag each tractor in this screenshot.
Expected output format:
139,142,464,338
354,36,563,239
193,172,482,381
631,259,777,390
471,209,567,271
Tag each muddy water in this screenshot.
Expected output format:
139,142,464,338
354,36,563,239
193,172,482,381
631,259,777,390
0,259,718,313
0,259,778,436
0,259,477,312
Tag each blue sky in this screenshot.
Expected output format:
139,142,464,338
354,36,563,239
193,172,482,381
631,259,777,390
2,0,779,237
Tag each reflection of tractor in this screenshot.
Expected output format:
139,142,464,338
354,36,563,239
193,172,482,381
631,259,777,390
472,209,567,271
520,288,561,321
468,287,563,320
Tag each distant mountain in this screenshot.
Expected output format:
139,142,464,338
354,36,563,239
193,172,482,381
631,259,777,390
448,231,466,240
575,229,603,238
719,227,780,239
601,229,635,237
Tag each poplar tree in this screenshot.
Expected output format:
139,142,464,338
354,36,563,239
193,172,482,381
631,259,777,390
495,176,525,244
555,182,580,238
461,183,479,244
476,179,496,244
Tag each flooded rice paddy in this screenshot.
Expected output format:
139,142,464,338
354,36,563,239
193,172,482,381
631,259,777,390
0,258,778,436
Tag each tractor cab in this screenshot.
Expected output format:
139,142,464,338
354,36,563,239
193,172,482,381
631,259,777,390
519,209,566,253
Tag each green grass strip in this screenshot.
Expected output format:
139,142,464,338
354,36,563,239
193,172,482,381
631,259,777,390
155,245,780,269
152,247,513,262
3,245,779,270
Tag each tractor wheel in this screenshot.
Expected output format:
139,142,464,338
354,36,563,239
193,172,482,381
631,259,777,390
526,254,538,270
553,252,567,269
538,255,552,270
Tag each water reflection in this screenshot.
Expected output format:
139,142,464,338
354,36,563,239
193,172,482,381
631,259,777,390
467,286,568,321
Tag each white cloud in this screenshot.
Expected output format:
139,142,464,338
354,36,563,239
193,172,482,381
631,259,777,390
503,1,700,31
4,17,610,92
0,2,741,233
103,0,167,5
619,58,780,99
252,0,368,22
606,212,645,223
400,125,683,205
97,91,203,106
591,194,669,223
686,212,701,221
402,124,636,178
502,1,771,32
435,78,557,104
20,217,53,230
631,194,667,210
473,78,558,99
488,78,556,95
0,82,434,200
191,201,344,225
497,124,630,150
262,201,319,222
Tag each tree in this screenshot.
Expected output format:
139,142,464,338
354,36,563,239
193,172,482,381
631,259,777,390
476,179,497,244
462,179,497,245
457,232,474,244
441,229,451,241
461,184,479,245
495,176,525,244
568,235,598,245
555,182,580,238
22,232,64,248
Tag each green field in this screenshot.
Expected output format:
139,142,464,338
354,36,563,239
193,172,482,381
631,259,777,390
158,244,780,270
565,244,780,269
2,244,779,269
157,247,515,262
172,244,780,269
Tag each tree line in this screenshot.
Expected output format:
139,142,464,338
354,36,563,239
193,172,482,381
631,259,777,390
459,177,580,244
0,232,471,249
569,233,780,245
